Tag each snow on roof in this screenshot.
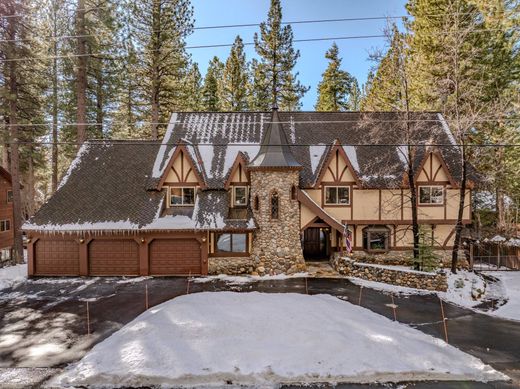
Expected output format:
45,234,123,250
22,219,140,232
57,143,90,191
343,145,359,172
437,113,458,147
397,145,409,167
309,144,327,175
490,235,507,243
151,113,178,178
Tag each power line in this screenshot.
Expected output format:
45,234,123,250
2,141,520,147
1,116,519,128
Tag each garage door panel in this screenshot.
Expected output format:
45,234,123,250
89,240,139,276
150,239,201,275
35,240,79,275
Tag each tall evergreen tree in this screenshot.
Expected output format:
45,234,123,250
202,56,224,111
347,78,362,110
253,0,308,110
315,43,355,111
221,36,249,111
130,0,193,139
184,62,203,110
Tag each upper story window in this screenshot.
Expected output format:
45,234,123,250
233,186,248,207
7,190,13,203
169,187,195,206
0,219,10,232
419,186,444,205
325,186,350,205
271,192,279,219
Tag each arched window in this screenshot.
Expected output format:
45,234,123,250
271,192,279,219
254,195,259,211
291,185,297,201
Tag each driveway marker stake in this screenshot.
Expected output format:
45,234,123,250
358,286,363,305
439,297,449,343
391,294,397,321
305,277,308,294
86,301,91,335
187,271,191,294
145,283,149,310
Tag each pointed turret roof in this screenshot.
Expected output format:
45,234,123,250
248,108,302,169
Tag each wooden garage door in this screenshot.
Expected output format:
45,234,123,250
89,239,139,276
150,239,201,275
35,239,79,276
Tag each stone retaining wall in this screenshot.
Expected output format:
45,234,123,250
351,250,469,269
331,254,448,291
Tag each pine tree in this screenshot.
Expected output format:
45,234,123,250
315,43,355,111
347,78,362,110
221,36,249,111
253,0,308,110
183,62,203,110
130,0,193,139
202,56,224,111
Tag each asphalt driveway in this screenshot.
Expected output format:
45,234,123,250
0,275,519,388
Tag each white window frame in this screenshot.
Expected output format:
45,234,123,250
169,186,196,207
324,186,350,205
233,186,249,207
418,185,444,205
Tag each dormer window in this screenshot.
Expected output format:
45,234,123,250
233,186,248,207
169,187,195,206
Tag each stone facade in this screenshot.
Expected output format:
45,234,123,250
249,170,306,275
208,257,254,275
331,254,448,291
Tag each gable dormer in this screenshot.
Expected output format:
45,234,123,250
314,140,361,187
415,149,455,186
226,152,250,211
157,144,205,208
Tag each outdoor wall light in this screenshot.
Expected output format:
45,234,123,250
141,238,146,243
79,238,85,244
27,238,31,244
201,237,207,242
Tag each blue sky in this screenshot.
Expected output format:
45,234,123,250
187,0,408,110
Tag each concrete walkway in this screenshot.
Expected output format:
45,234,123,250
0,276,519,388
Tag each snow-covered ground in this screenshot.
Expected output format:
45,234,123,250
193,272,308,285
483,271,520,322
0,263,27,290
51,292,504,388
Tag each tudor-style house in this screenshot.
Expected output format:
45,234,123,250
23,109,474,276
0,166,14,266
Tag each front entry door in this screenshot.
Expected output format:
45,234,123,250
303,228,329,260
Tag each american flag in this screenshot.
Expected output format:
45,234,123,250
343,225,353,254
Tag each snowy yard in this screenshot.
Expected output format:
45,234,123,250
51,292,504,387
483,271,520,322
0,263,26,290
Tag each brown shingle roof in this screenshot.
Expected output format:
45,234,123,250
24,111,475,232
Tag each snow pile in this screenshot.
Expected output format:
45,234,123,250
52,292,504,387
484,272,520,322
443,270,487,308
0,263,27,291
193,272,308,285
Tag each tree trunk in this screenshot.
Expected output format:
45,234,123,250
451,145,467,273
7,10,24,263
150,0,161,140
76,0,87,146
51,2,59,192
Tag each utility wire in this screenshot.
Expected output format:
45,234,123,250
2,141,520,147
1,116,519,127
